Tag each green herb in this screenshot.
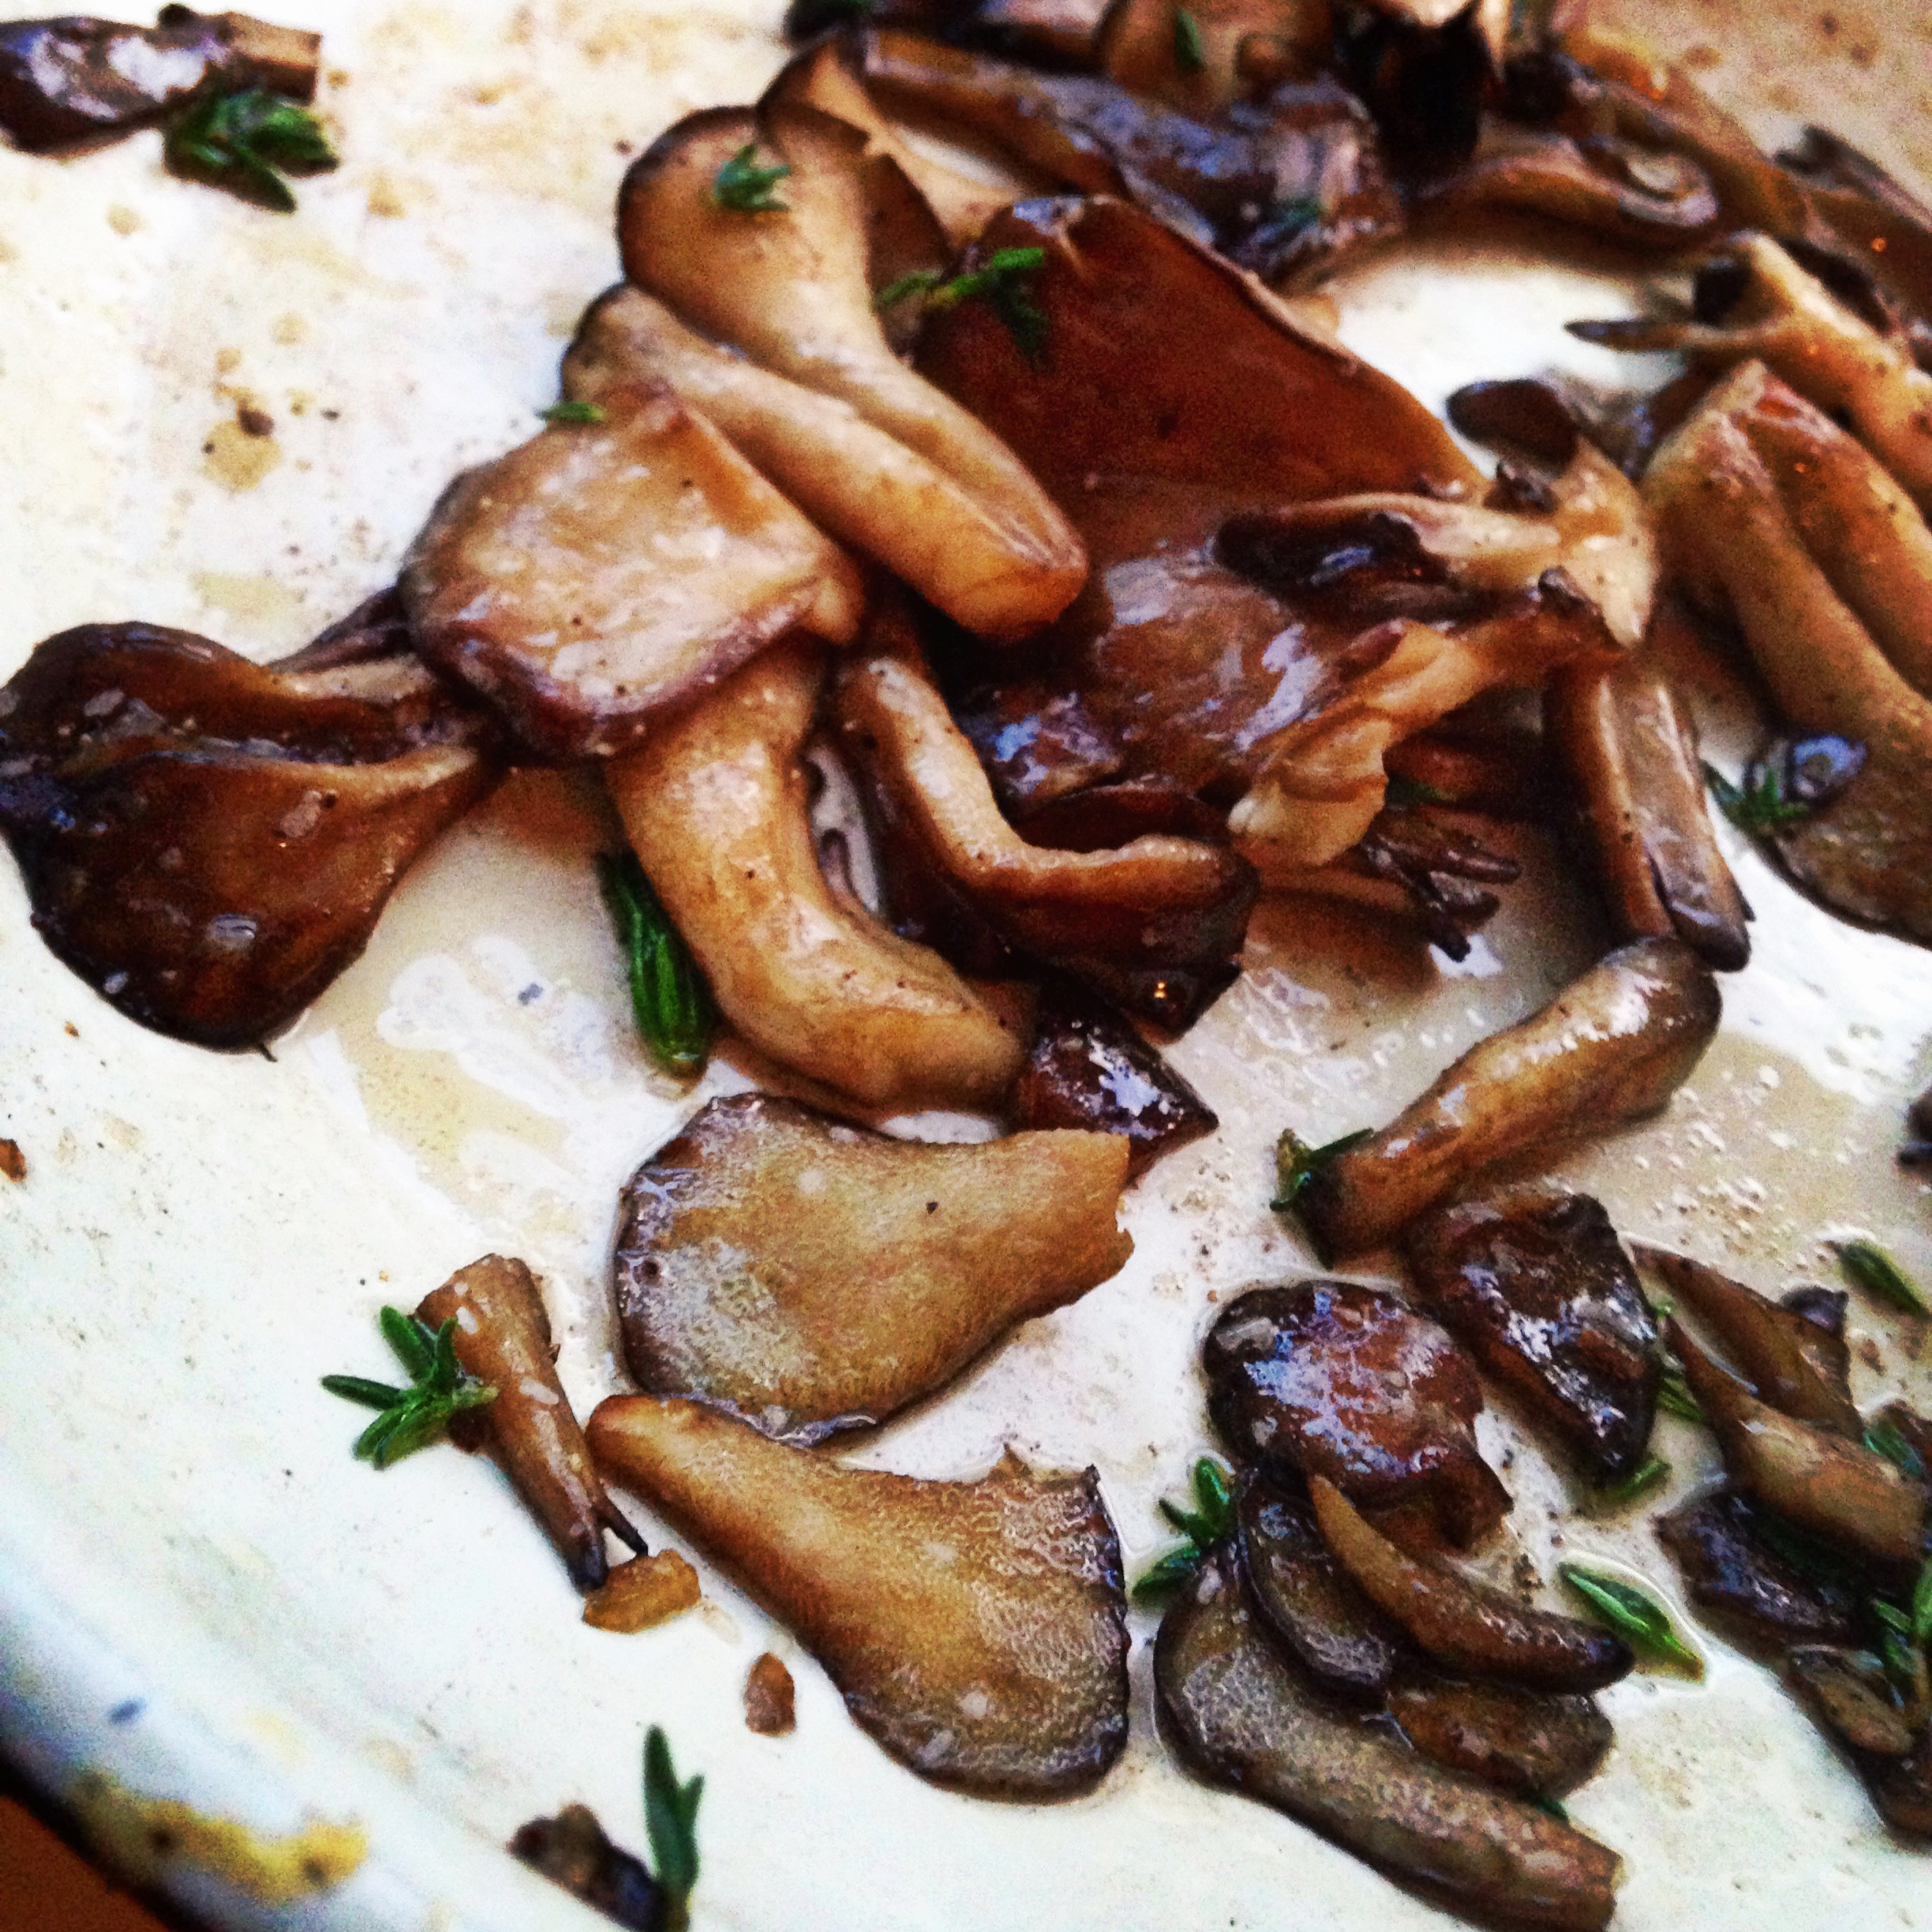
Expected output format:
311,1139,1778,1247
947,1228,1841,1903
1592,1455,1671,1507
1703,760,1810,836
320,1308,496,1468
163,88,337,214
935,246,1050,364
1834,1238,1930,1316
1384,771,1451,809
539,399,608,425
712,142,791,213
1271,1128,1372,1214
1866,1418,1927,1483
874,268,945,310
599,852,713,1076
1173,6,1208,72
1132,1458,1236,1604
1913,1561,1932,1646
1655,1353,1705,1425
1258,195,1322,242
1559,1564,1703,1676
1531,1793,1571,1824
643,1727,702,1932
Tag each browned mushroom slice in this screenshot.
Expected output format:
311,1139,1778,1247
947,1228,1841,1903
0,11,319,152
1011,980,1217,1174
509,1804,661,1930
1389,1674,1614,1798
617,101,1084,639
1310,1479,1633,1692
1155,1549,1621,1932
587,1397,1129,1797
1627,1242,1859,1438
1301,938,1721,1256
859,29,1401,284
1235,1472,1406,1699
833,635,1258,1030
1204,1281,1511,1546
1405,1189,1660,1485
1667,1321,1925,1566
1787,1647,1919,1759
1578,237,1932,509
612,1093,1131,1441
1865,1730,1932,1838
417,1256,644,1592
608,643,1022,1110
401,383,859,761
1546,604,1750,973
0,622,498,1049
1098,0,1334,113
1656,1488,1863,1651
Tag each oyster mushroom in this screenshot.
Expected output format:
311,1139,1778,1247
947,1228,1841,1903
1405,1188,1661,1486
402,382,861,760
1656,1488,1863,1652
417,1256,646,1593
611,1093,1132,1442
1300,938,1721,1256
1309,1478,1634,1692
1577,235,1932,509
1786,1647,1919,1760
0,621,498,1048
1645,360,1932,943
1204,1280,1512,1547
1155,1548,1621,1932
587,1396,1129,1798
605,642,1024,1110
616,99,1084,639
1665,1320,1926,1566
833,625,1258,1029
1388,1675,1615,1799
1096,0,1335,114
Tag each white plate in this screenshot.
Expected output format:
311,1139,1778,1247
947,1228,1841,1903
3,3,1931,1927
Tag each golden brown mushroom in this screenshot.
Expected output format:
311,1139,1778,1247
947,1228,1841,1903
605,642,1024,1111
1388,1675,1615,1799
587,1396,1129,1798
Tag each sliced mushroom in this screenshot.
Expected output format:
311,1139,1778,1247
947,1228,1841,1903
1546,605,1751,973
1578,236,1932,509
1627,1242,1859,1438
417,1256,645,1593
1300,938,1720,1256
0,9,319,152
401,383,860,760
833,628,1258,1029
1865,1729,1932,1838
1337,4,1489,178
1389,1674,1614,1799
0,622,498,1048
617,100,1084,639
611,1093,1132,1442
1097,0,1335,113
1235,1472,1406,1699
1656,1487,1863,1651
1312,1478,1632,1691
1786,1647,1918,1759
1155,1549,1621,1932
1666,1321,1925,1566
858,29,1401,284
1011,979,1219,1174
509,1804,661,1931
1405,1189,1660,1486
587,1396,1129,1797
606,642,1024,1110
1204,1281,1512,1547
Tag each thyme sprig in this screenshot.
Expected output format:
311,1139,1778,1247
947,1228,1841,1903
1560,1564,1703,1676
643,1727,703,1932
878,247,1050,364
1271,1128,1372,1213
163,88,336,214
1834,1238,1930,1316
539,399,607,425
1173,6,1208,72
1703,760,1810,836
1132,1458,1236,1604
321,1308,496,1468
599,852,714,1076
712,142,791,213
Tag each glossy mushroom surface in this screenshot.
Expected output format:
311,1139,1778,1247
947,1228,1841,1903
1656,1488,1863,1651
1388,1675,1614,1799
611,1093,1132,1440
588,1396,1129,1798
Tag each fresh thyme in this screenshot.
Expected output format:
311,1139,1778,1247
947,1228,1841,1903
1834,1238,1930,1317
1132,1458,1236,1604
712,142,791,213
1592,1455,1671,1507
539,399,608,425
878,247,1050,365
321,1307,496,1468
599,852,714,1076
1559,1564,1702,1676
1703,760,1810,836
1173,6,1207,72
643,1727,703,1932
163,88,337,214
1271,1127,1372,1213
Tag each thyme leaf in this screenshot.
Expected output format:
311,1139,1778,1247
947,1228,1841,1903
1133,1458,1236,1603
1271,1127,1372,1213
163,88,336,214
321,1308,496,1469
712,142,790,213
1834,1238,1930,1316
1173,6,1208,72
1703,760,1810,836
599,852,714,1076
1591,1455,1671,1507
1559,1564,1703,1676
539,399,608,425
1865,1418,1927,1483
874,268,945,310
643,1727,703,1931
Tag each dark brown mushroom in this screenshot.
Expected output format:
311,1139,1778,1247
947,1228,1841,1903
1311,1478,1634,1692
1154,1548,1621,1932
1388,1674,1614,1798
1405,1188,1661,1485
1656,1487,1863,1652
744,1653,798,1737
1234,1471,1406,1700
1786,1647,1918,1759
509,1805,661,1931
1204,1280,1512,1547
1666,1321,1926,1566
611,1093,1133,1443
1301,938,1720,1256
586,1397,1129,1799
1097,0,1335,114
1010,979,1219,1174
1627,1242,1859,1438
1864,1729,1932,1838
0,621,498,1049
0,10,319,152
417,1256,646,1593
